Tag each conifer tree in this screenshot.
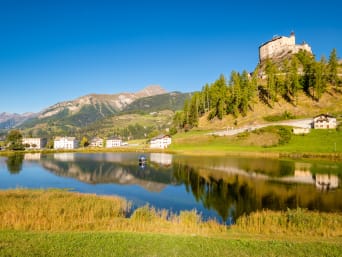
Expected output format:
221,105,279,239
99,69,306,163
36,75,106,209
328,48,339,88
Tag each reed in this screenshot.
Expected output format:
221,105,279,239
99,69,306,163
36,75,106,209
0,189,130,231
1,189,341,238
233,208,342,237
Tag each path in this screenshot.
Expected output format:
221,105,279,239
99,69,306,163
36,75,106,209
209,118,313,136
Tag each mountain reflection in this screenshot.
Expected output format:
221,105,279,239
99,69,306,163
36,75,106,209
39,153,177,192
10,152,341,222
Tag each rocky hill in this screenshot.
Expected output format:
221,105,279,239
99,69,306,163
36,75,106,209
0,112,37,130
4,85,191,139
38,85,166,120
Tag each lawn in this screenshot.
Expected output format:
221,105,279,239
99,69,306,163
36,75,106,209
1,230,341,257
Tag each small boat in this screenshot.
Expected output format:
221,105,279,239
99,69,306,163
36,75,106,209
138,155,147,164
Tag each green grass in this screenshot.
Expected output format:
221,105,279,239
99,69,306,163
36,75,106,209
0,230,341,257
169,128,342,159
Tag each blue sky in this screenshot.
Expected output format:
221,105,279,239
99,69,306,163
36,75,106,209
1,0,341,114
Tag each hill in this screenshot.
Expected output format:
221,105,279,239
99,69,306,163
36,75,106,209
13,87,191,139
197,87,342,130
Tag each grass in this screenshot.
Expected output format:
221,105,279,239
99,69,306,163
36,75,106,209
168,128,342,159
1,230,341,257
0,189,341,256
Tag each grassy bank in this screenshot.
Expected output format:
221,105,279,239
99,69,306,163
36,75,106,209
1,128,341,160
1,189,341,256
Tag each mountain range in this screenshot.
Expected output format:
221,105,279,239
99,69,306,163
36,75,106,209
0,85,190,138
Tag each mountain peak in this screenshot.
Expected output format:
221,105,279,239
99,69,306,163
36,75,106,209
136,85,167,98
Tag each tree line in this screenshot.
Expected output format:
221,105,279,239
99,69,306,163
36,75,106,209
173,49,340,130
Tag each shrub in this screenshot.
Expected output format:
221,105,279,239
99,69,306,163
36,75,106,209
263,111,296,122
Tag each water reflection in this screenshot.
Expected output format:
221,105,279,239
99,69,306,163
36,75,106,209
172,162,341,221
6,154,24,174
2,152,341,223
39,153,177,192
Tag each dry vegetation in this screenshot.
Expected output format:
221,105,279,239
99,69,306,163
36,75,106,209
1,189,341,240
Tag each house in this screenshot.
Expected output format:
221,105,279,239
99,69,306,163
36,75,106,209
90,137,104,147
106,137,122,148
150,135,171,149
22,137,47,149
54,137,79,149
292,127,310,135
313,114,337,129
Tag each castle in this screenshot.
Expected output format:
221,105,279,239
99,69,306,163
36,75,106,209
259,32,312,63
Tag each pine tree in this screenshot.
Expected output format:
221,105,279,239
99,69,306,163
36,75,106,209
328,48,339,88
265,59,277,105
289,56,301,105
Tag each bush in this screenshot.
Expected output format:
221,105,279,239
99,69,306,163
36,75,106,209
263,111,296,122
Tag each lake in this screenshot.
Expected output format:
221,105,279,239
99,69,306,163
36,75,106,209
0,152,341,224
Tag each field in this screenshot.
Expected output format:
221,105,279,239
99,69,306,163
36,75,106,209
169,127,342,159
0,189,341,256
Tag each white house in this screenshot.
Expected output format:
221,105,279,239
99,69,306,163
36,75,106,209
90,137,104,147
313,114,337,129
292,127,310,135
106,137,122,148
54,137,79,149
150,135,171,149
22,137,47,149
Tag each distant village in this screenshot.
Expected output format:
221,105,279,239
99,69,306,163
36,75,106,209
0,113,337,151
14,134,172,150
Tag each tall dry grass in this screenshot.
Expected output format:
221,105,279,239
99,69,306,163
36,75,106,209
1,189,341,238
0,189,130,231
233,208,342,237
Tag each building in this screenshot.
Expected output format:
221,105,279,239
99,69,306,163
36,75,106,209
150,153,172,166
22,137,47,149
315,174,339,190
292,127,310,135
90,137,104,147
259,32,312,63
54,137,79,149
150,135,171,149
313,114,337,129
106,137,122,148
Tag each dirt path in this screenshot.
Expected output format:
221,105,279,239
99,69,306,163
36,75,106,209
209,118,313,136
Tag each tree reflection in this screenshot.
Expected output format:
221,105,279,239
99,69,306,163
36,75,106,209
172,162,342,223
173,164,257,221
6,154,24,174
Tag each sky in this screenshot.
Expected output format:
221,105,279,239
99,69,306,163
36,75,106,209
1,0,341,114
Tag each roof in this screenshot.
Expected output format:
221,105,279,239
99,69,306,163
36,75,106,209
107,137,121,140
151,134,170,140
314,114,335,119
54,136,76,140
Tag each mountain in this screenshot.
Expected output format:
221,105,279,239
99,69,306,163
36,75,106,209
38,85,167,120
122,91,191,113
0,112,37,130
14,85,191,138
20,85,168,129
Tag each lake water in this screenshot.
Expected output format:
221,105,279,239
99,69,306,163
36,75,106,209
0,152,341,224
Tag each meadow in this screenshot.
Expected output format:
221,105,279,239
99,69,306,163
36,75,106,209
169,127,342,159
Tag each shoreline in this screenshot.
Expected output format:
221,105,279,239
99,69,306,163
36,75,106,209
1,147,342,161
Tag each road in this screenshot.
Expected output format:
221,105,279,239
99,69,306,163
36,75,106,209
209,118,313,136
